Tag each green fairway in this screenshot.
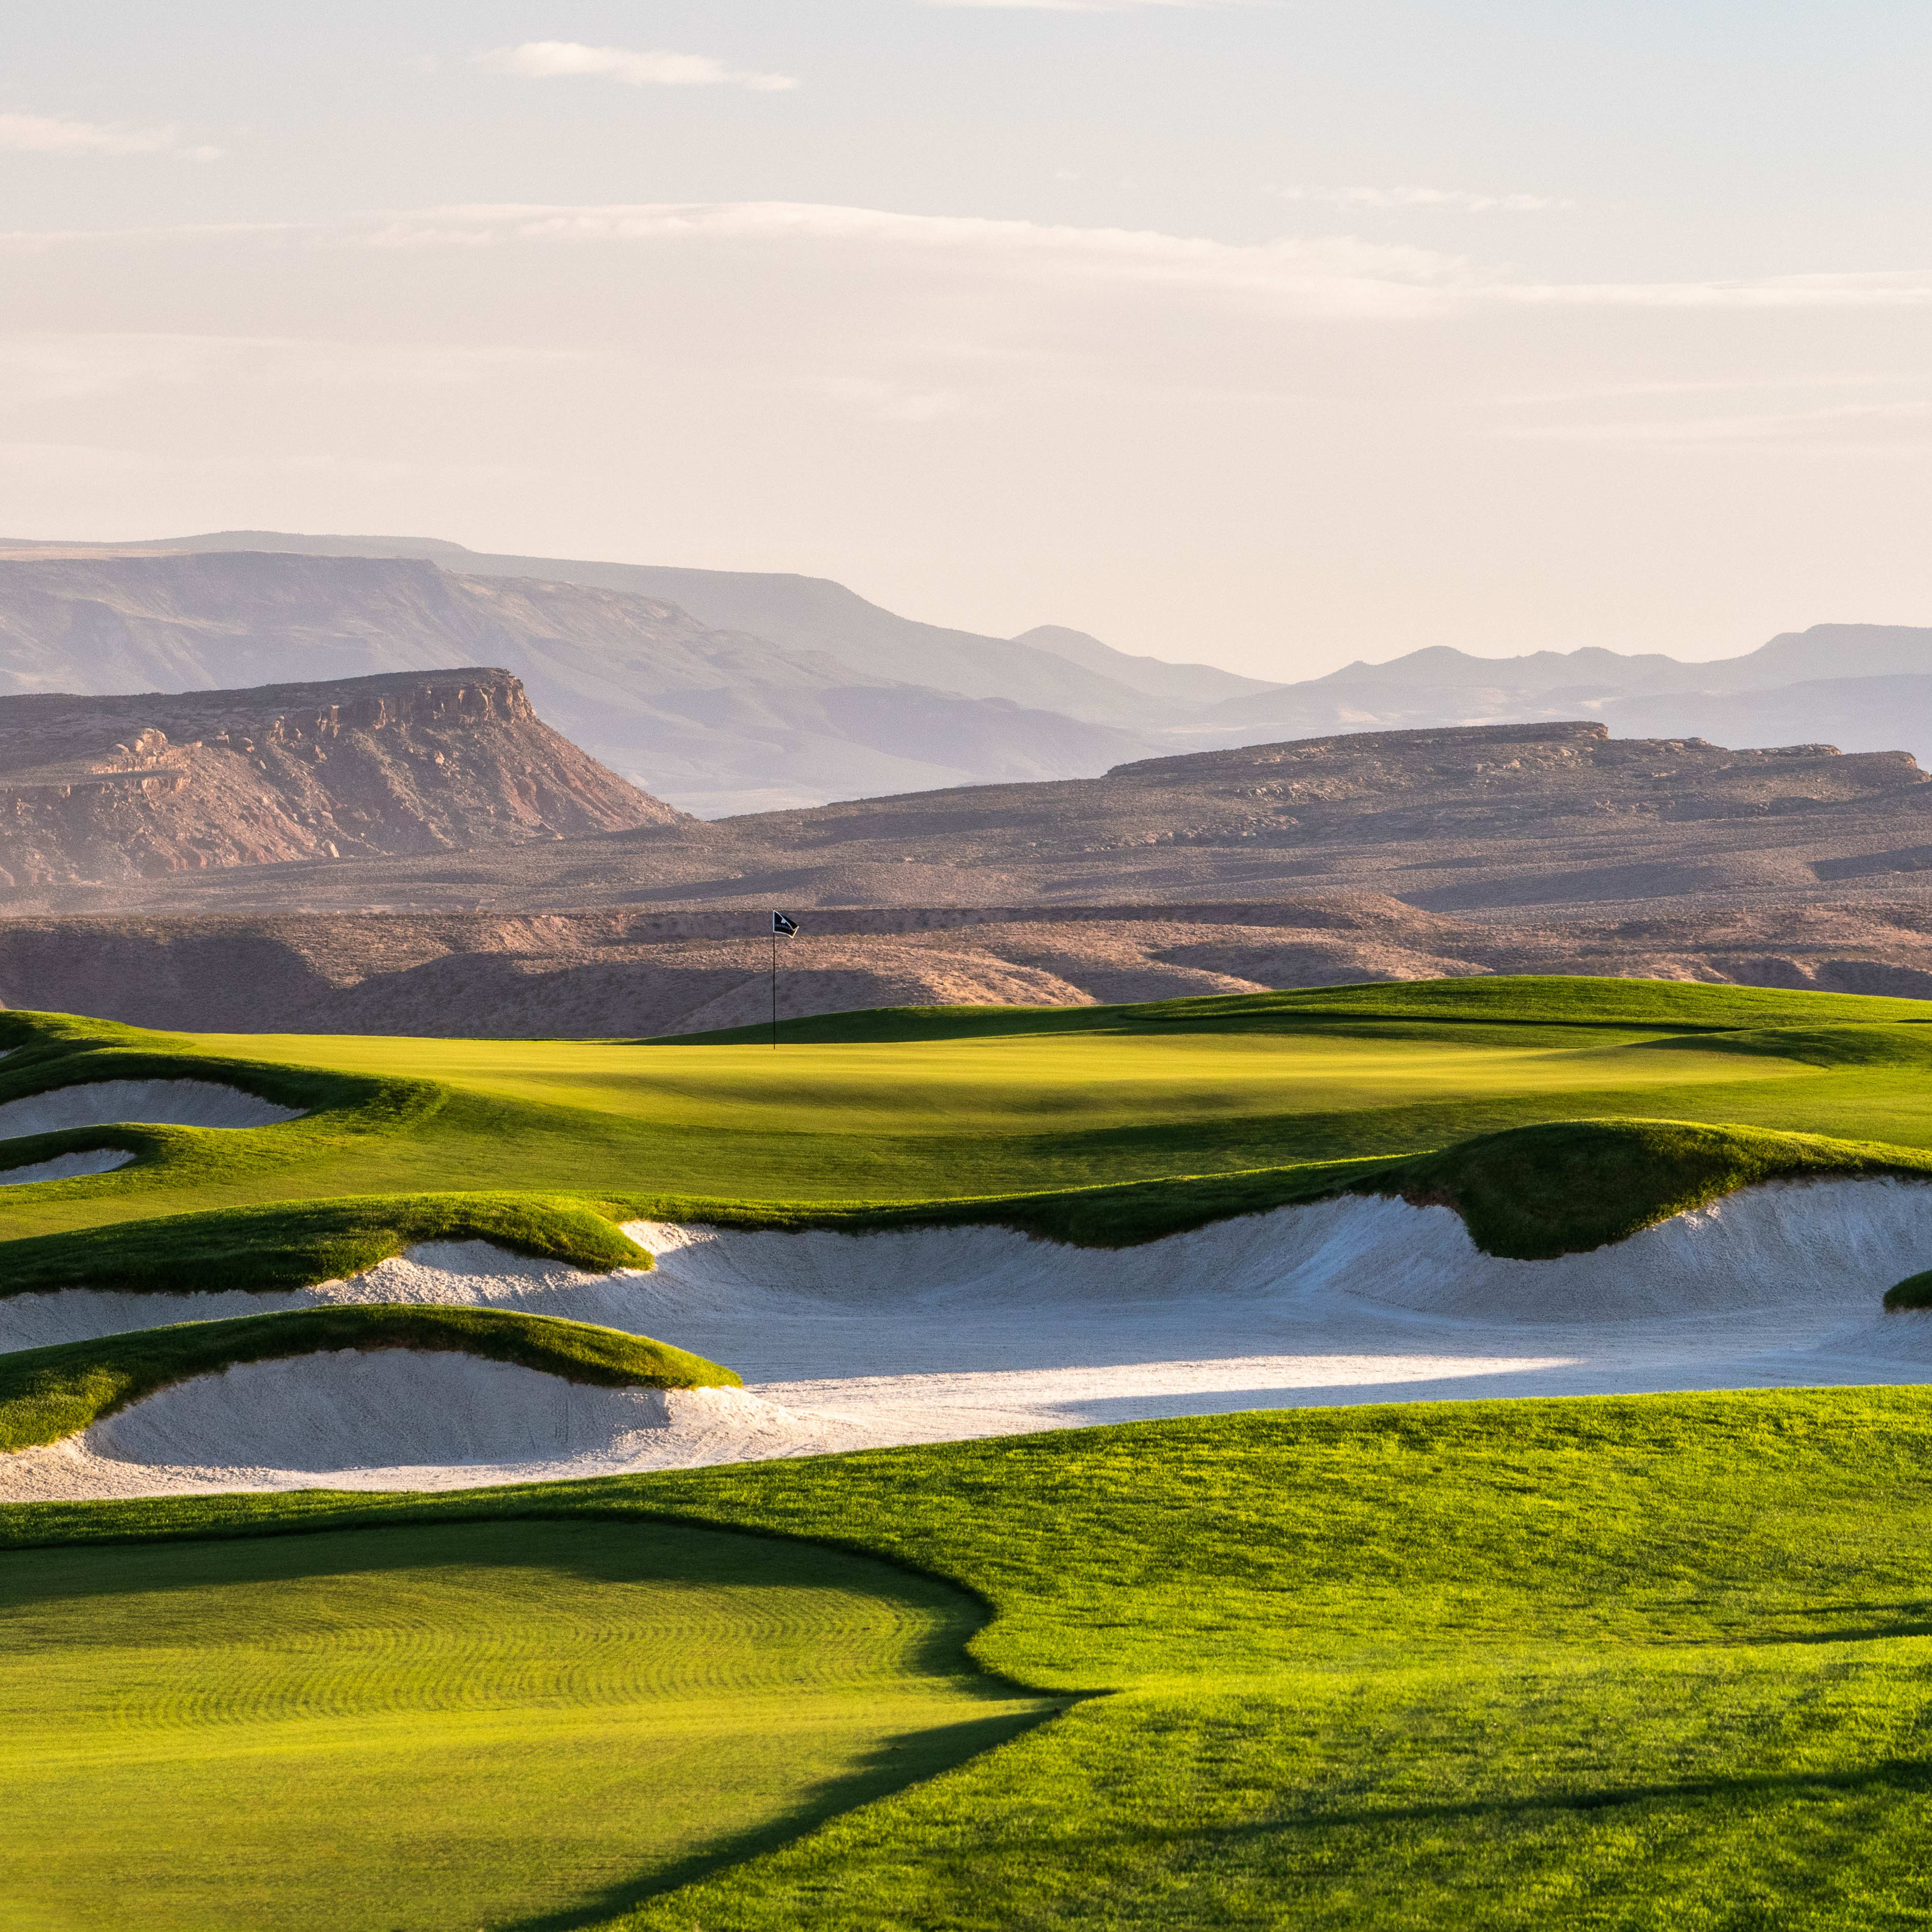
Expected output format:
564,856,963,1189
0,1517,1046,1932
17,1388,1932,1926
8,976,1932,1282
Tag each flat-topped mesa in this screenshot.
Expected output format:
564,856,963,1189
0,668,688,893
0,668,548,769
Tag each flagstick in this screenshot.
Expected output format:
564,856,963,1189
771,929,778,1049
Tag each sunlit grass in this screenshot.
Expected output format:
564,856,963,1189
19,1387,1932,1927
0,1518,1045,1932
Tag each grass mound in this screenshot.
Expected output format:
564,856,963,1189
13,1388,1932,1925
615,1116,1932,1257
0,1304,739,1453
0,1190,649,1298
1884,1269,1932,1311
1376,1116,1932,1258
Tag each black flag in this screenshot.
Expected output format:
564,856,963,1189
772,911,799,936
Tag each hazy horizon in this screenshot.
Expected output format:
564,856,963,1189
4,3,1929,679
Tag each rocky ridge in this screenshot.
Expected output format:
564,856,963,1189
0,669,678,891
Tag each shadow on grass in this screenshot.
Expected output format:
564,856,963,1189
499,1705,1059,1932
1276,1754,1932,1835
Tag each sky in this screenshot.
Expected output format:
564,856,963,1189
2,3,1929,679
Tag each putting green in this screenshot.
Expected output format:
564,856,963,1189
203,1025,1815,1131
0,1518,1046,1932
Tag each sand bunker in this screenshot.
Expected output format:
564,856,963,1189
0,1351,836,1501
0,1080,301,1138
0,1149,135,1187
8,1178,1932,1500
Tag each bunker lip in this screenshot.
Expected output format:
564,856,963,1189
0,1079,303,1137
7,1175,1932,1501
0,1149,135,1187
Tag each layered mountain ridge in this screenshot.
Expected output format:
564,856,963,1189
2,531,1926,799
0,547,1159,816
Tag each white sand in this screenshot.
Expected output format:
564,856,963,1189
0,1149,135,1187
7,1178,1932,1501
0,1356,835,1501
0,1080,301,1137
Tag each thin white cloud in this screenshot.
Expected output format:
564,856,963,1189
818,376,973,422
404,201,1465,317
5,201,1932,320
1274,185,1569,213
0,333,590,410
371,202,1932,317
0,440,531,485
476,41,797,93
0,113,221,160
1507,270,1932,310
1497,398,1932,449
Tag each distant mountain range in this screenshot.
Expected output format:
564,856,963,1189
0,546,1176,815
0,530,1926,812
1179,629,1932,767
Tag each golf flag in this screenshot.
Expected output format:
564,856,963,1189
772,911,799,936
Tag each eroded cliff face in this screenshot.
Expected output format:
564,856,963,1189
0,668,686,891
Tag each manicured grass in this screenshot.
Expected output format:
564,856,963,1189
0,1517,1048,1932
15,1387,1932,1926
0,1189,648,1298
0,1304,738,1452
8,978,1932,1284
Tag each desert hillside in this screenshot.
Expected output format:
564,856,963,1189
4,892,1930,1038
0,668,680,892
3,715,1931,1029
27,715,1925,915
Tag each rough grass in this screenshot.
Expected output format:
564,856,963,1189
1375,1116,1932,1258
14,1388,1932,1925
0,1518,1045,1932
0,1304,739,1452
